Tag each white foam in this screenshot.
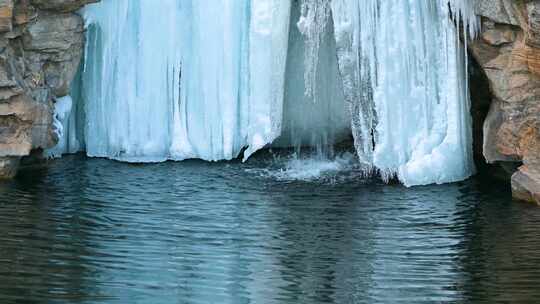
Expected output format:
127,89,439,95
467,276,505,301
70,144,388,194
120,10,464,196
245,151,364,184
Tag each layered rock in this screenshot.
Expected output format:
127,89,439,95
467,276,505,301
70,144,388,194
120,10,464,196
30,0,98,12
471,0,540,204
0,0,88,178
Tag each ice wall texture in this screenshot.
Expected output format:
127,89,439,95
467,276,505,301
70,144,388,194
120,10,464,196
58,0,477,186
331,0,476,185
79,0,291,162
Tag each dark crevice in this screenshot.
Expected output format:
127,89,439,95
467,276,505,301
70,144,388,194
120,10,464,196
468,51,520,184
468,52,492,173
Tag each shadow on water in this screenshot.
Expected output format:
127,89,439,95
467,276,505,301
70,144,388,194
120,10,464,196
0,154,539,303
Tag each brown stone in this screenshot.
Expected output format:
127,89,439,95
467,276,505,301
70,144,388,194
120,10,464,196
483,99,521,162
512,166,540,204
472,0,540,204
30,0,98,13
482,27,516,46
0,0,94,179
0,0,13,32
13,0,37,26
474,0,520,26
22,12,84,96
23,12,83,52
0,93,54,157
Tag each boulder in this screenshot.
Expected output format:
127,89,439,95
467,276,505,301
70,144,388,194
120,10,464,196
0,0,93,178
471,0,540,204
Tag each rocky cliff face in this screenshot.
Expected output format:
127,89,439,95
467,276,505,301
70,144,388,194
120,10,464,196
0,0,94,178
471,0,540,204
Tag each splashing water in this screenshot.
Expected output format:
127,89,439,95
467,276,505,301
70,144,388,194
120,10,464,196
244,150,366,184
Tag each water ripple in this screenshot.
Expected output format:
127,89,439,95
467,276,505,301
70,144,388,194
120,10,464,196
0,154,538,303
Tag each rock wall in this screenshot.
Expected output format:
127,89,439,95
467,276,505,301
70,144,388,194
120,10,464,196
0,0,95,178
471,0,540,204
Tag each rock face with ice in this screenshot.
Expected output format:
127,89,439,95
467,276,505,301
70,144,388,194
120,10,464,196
0,0,87,178
54,0,477,186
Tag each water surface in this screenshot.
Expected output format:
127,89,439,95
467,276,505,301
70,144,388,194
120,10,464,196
0,154,539,303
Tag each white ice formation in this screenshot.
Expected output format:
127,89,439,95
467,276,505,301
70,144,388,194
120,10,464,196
47,95,74,158
50,0,478,186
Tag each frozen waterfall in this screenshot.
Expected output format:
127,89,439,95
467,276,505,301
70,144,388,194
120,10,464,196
75,0,292,162
51,0,477,186
331,0,476,185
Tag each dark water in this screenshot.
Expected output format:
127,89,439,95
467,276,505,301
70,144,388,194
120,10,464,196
1,154,539,304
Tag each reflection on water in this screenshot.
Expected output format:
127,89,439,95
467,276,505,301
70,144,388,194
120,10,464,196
0,154,539,303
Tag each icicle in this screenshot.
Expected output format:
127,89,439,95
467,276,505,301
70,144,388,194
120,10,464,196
330,0,475,186
330,0,377,169
243,0,292,160
74,0,294,162
447,0,480,39
297,0,331,99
